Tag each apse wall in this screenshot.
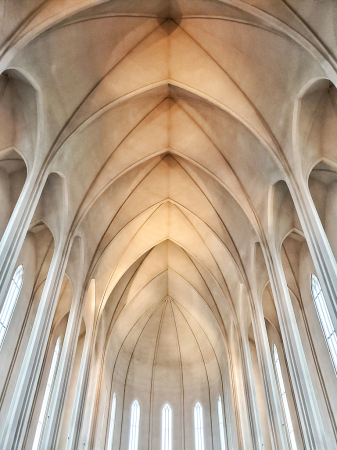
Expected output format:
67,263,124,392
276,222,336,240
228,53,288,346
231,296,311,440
98,298,226,450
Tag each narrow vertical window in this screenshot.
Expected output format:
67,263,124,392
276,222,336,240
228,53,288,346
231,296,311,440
128,400,140,450
194,402,205,450
162,403,172,450
32,336,61,450
107,392,117,450
273,344,297,450
217,396,226,450
0,264,24,349
311,274,337,374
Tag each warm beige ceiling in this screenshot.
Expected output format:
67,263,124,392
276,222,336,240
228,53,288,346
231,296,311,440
1,0,337,379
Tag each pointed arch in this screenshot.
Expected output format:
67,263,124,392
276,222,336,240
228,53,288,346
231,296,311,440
161,403,172,450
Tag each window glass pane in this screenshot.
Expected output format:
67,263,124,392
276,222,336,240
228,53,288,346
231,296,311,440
217,396,226,450
162,404,172,450
107,393,117,450
273,345,297,450
0,264,24,349
32,336,61,450
194,402,205,450
311,274,337,374
128,400,140,450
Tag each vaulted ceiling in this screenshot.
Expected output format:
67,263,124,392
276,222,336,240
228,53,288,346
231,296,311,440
1,0,337,389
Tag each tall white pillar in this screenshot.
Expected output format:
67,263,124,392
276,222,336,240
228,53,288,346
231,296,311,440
66,279,96,450
39,284,85,449
0,166,44,311
266,246,328,449
238,326,265,450
249,299,290,449
290,178,337,333
0,238,68,450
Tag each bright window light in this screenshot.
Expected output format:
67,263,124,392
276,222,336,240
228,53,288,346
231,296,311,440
0,264,24,350
273,344,297,450
128,400,140,450
311,274,337,374
217,396,226,450
32,336,61,450
194,402,205,450
162,403,172,450
107,392,117,450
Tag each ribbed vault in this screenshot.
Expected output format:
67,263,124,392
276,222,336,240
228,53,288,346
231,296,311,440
1,1,337,449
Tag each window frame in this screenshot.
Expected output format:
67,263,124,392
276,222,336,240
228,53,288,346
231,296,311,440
161,403,172,450
217,395,226,450
0,264,24,350
128,399,140,450
194,402,205,450
310,274,337,375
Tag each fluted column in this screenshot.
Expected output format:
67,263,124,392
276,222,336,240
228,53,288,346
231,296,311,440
249,299,289,449
66,279,96,450
238,326,265,450
0,237,68,450
290,177,337,333
266,246,328,449
0,165,44,311
39,283,85,449
66,330,95,449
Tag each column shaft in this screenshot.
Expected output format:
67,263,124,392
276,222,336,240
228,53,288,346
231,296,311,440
0,166,44,310
266,247,328,449
0,240,67,450
238,327,265,450
39,285,84,449
250,300,289,449
290,178,337,333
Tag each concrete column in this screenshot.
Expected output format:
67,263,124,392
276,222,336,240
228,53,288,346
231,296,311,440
290,177,337,333
266,246,328,449
0,238,68,450
39,285,84,449
238,326,265,450
249,300,289,449
0,166,44,311
227,336,246,450
66,279,96,450
65,330,95,450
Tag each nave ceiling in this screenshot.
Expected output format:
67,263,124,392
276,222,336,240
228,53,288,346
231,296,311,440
1,4,337,447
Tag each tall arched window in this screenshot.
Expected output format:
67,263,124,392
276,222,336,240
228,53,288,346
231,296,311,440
194,402,205,450
273,344,297,450
311,274,337,374
162,403,172,450
107,392,117,450
0,264,23,349
32,336,61,450
217,396,226,450
128,400,140,450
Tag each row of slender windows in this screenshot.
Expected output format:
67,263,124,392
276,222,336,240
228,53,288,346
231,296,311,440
105,398,227,450
0,266,336,450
